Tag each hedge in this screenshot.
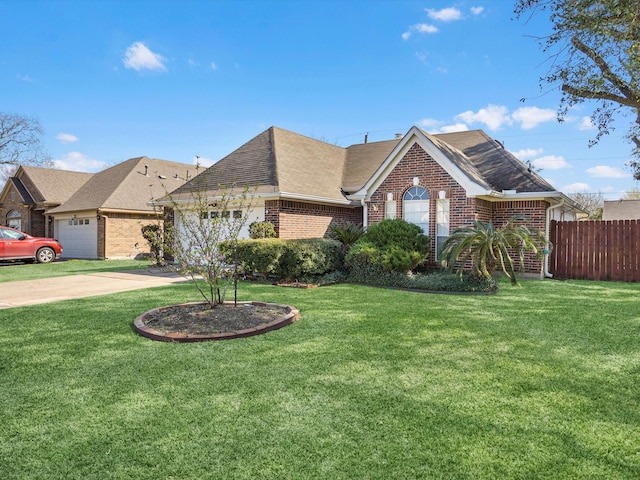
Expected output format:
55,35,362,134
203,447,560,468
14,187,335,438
223,238,343,280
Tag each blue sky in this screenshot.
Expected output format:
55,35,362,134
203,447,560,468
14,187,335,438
2,0,638,198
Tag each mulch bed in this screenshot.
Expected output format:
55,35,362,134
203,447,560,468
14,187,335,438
141,302,291,335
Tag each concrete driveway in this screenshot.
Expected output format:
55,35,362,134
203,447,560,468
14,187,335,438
0,269,188,309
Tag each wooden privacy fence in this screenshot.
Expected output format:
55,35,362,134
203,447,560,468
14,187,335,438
549,220,640,281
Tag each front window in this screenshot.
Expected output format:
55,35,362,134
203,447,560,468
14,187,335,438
436,198,450,259
403,186,429,233
384,200,396,220
7,210,21,230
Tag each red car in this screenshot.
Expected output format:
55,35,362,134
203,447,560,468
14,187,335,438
0,226,63,264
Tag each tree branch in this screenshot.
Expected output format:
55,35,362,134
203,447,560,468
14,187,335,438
568,36,640,108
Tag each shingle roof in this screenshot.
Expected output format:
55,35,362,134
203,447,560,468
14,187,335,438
432,129,556,193
18,166,93,204
47,157,197,214
343,139,401,193
170,127,398,202
9,177,34,204
168,125,560,204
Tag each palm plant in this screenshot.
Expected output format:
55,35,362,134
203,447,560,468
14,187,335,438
439,216,550,286
328,221,364,252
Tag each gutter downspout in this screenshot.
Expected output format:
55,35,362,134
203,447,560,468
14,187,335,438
361,199,368,230
544,198,563,278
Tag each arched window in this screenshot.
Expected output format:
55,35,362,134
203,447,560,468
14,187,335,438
7,210,21,230
403,186,429,233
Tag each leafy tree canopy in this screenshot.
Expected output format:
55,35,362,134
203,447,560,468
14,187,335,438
514,0,640,179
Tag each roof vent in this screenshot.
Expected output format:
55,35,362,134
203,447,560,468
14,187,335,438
395,133,403,139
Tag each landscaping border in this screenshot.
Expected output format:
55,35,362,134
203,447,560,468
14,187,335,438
133,301,300,342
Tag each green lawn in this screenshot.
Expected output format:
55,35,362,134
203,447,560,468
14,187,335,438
0,259,152,283
1,279,638,479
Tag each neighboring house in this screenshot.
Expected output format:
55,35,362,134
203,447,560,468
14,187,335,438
47,157,197,259
0,166,93,237
602,199,640,220
165,125,585,277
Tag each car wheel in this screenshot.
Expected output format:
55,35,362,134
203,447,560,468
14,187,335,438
36,247,55,264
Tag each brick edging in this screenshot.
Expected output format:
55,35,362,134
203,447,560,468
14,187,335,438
133,301,300,342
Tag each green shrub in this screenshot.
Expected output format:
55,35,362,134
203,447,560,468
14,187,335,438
344,264,497,293
365,218,430,253
345,219,430,273
229,238,343,280
228,238,286,276
278,239,343,279
248,221,277,239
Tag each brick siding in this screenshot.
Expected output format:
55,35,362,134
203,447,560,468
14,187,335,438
0,182,49,237
265,199,361,239
367,143,548,274
100,213,162,259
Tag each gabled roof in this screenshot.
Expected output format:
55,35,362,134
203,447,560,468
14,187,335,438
168,126,400,204
167,125,563,206
2,166,93,205
47,157,197,214
170,127,351,202
432,129,556,193
351,126,559,200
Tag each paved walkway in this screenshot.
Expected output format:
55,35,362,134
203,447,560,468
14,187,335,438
0,269,188,309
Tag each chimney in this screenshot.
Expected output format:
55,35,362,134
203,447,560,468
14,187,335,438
395,133,403,139
364,133,368,144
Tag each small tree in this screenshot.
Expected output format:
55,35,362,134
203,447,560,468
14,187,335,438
164,184,255,308
439,216,550,286
141,223,172,266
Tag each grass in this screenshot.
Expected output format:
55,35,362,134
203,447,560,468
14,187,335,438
0,259,152,283
1,278,639,479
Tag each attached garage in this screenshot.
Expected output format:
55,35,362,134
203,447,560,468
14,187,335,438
55,217,98,259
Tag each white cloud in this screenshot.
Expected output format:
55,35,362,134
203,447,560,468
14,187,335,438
511,148,544,160
123,42,167,72
426,7,462,22
57,133,79,144
210,62,218,70
533,155,570,170
470,6,484,15
17,74,34,82
418,119,468,134
455,104,510,130
52,152,107,172
402,23,438,39
579,116,595,130
439,123,469,133
418,118,442,130
562,182,591,193
586,165,630,178
511,106,556,129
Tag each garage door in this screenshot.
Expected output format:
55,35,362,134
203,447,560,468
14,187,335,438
55,218,98,259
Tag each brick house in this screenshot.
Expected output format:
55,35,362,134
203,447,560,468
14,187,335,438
46,157,197,259
0,166,93,237
165,126,585,277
